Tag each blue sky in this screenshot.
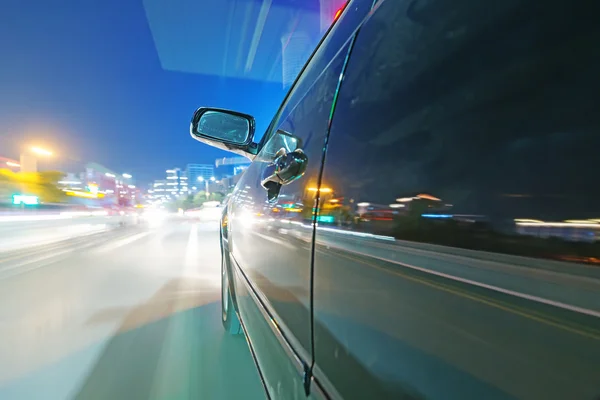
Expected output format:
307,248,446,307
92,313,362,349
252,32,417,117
0,0,298,184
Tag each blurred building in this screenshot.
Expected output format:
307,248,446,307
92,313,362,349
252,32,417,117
215,156,251,178
149,179,168,203
19,154,37,173
281,30,313,89
84,163,137,207
206,156,251,194
186,163,214,185
57,172,85,192
207,174,244,195
167,168,188,195
148,168,189,204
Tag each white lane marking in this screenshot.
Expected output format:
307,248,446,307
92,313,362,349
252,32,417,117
361,236,600,284
0,234,120,279
252,232,297,250
322,243,600,318
0,249,74,278
92,231,150,254
0,215,72,222
0,225,111,253
183,224,198,275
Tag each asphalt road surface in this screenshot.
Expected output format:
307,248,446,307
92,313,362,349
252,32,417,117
2,215,599,399
0,218,265,400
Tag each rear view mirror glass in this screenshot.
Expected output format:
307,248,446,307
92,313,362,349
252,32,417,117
195,110,251,145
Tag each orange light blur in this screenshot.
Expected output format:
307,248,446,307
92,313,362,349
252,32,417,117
65,190,105,199
308,187,333,193
333,2,347,21
417,193,441,201
334,8,343,21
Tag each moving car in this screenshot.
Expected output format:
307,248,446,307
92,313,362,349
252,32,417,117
185,201,223,222
190,0,600,399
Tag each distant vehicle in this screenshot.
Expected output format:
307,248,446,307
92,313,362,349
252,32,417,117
185,201,222,222
189,0,600,399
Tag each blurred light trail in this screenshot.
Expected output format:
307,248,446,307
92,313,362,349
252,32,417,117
30,147,53,157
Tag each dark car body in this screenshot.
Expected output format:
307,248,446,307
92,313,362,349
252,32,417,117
191,0,600,398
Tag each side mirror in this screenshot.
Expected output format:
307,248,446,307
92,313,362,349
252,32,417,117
190,107,258,158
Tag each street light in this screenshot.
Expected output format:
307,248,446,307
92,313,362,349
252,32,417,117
30,146,53,157
198,176,216,199
19,146,54,172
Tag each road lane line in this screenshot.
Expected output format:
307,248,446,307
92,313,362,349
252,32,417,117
364,238,600,286
0,215,71,222
92,231,150,254
0,248,74,278
328,250,600,340
183,224,198,275
0,232,132,278
252,232,297,250
320,244,600,319
0,230,115,264
0,241,74,264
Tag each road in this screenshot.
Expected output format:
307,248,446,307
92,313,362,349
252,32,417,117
311,229,600,399
2,215,599,399
0,218,265,400
0,213,126,253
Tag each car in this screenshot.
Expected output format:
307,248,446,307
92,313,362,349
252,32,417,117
189,0,600,399
185,201,223,222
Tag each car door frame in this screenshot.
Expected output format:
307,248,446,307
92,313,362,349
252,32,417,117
226,1,377,398
225,3,359,398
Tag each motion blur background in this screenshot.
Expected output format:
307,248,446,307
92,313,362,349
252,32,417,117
0,0,346,398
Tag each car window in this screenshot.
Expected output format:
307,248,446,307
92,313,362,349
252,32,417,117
313,0,600,399
258,0,374,149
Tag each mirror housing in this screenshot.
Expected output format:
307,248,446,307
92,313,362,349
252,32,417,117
190,107,258,159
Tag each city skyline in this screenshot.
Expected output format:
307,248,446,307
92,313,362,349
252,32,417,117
0,0,299,184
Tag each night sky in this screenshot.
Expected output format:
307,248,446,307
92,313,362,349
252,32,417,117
0,0,311,185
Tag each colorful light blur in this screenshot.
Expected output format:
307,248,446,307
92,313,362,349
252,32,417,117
334,2,348,21
12,194,39,205
30,146,53,156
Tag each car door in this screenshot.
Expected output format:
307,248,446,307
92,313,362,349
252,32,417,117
313,0,600,399
227,1,374,398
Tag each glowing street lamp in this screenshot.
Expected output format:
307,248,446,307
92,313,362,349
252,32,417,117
198,176,216,198
19,146,54,172
30,146,53,157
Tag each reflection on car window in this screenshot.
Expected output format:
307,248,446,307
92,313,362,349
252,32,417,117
315,1,600,398
329,0,600,251
259,0,374,147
